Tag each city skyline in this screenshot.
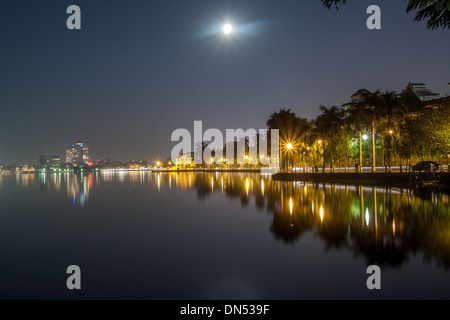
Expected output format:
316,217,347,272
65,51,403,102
1,80,447,166
0,79,448,166
1,0,449,164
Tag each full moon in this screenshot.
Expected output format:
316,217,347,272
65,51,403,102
223,24,233,35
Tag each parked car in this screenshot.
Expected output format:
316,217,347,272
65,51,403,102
412,161,441,173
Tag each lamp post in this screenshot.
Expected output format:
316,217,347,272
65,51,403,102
360,134,369,173
318,140,323,173
388,130,394,173
286,143,293,173
372,122,376,173
302,151,306,173
358,133,363,173
306,147,310,173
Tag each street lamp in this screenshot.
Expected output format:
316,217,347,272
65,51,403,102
285,143,294,172
316,140,324,173
388,130,394,172
358,134,370,173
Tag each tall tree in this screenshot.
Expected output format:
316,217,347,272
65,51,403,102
346,100,370,171
267,109,312,171
314,106,344,172
376,91,403,170
360,90,382,172
398,99,449,164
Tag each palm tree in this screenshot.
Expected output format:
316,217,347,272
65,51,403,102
360,90,382,173
346,101,370,172
377,91,402,171
378,91,402,127
267,109,312,172
267,109,304,144
314,106,344,172
194,141,210,168
267,109,296,171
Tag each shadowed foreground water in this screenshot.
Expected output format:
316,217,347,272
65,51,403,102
0,172,449,299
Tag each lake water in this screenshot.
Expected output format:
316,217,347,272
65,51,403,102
0,171,449,299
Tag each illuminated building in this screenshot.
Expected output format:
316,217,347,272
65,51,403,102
66,141,90,166
40,155,62,167
175,153,194,169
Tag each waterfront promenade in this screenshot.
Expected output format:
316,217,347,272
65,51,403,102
273,172,450,190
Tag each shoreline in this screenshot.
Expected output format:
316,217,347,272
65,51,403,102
4,170,450,191
272,172,450,191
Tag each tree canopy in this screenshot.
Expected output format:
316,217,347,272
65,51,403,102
322,0,450,30
265,93,449,171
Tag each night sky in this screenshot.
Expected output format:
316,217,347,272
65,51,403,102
1,0,449,164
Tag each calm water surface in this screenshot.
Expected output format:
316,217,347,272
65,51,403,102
0,172,449,299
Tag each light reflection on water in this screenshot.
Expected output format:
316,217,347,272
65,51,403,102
28,171,450,268
1,171,449,299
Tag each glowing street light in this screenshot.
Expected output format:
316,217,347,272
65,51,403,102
285,143,294,172
362,134,369,141
209,158,214,170
243,155,249,168
388,130,394,172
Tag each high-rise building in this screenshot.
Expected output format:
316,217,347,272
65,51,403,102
66,141,89,166
40,155,62,167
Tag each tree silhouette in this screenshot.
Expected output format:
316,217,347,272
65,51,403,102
359,90,382,172
314,106,345,171
267,109,312,170
322,0,450,30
